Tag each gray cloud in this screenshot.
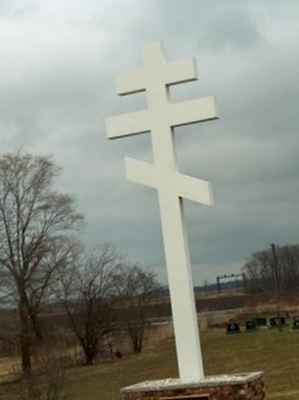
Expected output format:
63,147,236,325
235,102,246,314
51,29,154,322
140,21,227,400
0,0,298,285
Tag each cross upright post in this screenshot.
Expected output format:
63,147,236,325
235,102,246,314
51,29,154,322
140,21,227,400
105,41,218,382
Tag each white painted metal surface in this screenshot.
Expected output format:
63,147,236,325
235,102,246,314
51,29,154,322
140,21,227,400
105,41,218,382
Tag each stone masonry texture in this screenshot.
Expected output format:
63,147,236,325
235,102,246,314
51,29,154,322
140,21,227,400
121,375,265,400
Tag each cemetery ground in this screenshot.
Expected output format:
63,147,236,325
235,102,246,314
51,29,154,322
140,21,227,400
0,327,298,400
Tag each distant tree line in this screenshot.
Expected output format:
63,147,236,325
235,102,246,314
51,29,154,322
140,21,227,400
0,151,160,378
243,243,299,295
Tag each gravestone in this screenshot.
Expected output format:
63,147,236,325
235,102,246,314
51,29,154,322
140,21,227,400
226,320,241,334
254,317,268,330
105,41,265,400
270,316,286,328
293,316,299,330
245,320,257,331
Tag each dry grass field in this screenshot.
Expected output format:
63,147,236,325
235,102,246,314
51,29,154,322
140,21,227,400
0,327,298,400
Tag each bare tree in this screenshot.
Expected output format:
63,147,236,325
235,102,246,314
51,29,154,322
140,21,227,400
0,152,83,373
13,346,67,400
120,265,160,353
243,243,299,297
61,245,122,365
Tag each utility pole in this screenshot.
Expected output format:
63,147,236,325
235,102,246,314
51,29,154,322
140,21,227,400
271,243,281,329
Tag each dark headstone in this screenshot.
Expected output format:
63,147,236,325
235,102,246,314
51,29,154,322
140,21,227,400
245,320,256,331
293,316,299,330
226,320,241,334
254,317,268,329
269,316,286,327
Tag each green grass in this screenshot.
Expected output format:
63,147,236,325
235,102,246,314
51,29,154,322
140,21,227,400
1,328,299,399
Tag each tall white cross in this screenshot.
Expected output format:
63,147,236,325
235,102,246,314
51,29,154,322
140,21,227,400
105,41,218,382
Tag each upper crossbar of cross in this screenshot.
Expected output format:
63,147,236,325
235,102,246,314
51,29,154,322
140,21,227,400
105,41,218,206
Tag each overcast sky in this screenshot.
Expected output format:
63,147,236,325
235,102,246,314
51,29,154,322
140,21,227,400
0,0,298,285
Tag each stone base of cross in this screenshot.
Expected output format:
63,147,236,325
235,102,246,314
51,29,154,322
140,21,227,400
105,41,217,382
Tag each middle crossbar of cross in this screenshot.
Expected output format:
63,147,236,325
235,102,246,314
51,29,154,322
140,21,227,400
105,41,218,382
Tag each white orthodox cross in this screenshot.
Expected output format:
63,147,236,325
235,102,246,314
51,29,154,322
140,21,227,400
105,41,217,382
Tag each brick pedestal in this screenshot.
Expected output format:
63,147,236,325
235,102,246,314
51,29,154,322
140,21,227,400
121,372,265,400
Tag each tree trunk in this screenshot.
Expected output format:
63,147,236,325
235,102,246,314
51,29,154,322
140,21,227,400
20,330,31,374
129,320,144,353
80,337,97,365
84,346,97,365
30,312,43,341
19,301,32,374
